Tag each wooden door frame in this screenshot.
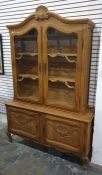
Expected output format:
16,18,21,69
42,18,83,111
9,21,43,104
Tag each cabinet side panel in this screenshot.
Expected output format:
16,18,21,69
83,122,92,157
80,26,93,111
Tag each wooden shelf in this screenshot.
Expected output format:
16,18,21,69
48,52,77,57
49,76,75,82
49,76,75,89
17,74,38,81
16,52,38,60
48,52,77,63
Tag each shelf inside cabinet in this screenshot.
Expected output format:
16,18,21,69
48,52,77,63
48,52,77,57
17,74,38,81
49,76,75,89
16,52,38,60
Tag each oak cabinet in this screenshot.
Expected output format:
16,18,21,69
5,5,94,168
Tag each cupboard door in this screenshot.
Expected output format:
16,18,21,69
7,107,40,141
11,26,43,103
44,115,84,153
43,23,82,111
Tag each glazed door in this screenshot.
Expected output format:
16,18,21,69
43,22,82,111
12,26,43,103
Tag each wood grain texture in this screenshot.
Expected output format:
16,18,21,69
6,107,40,141
44,115,84,153
5,99,94,123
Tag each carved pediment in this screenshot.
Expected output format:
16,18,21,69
34,5,49,21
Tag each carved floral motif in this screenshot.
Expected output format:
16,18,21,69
54,123,79,137
9,111,38,133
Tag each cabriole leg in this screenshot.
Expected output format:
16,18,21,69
7,131,12,142
82,157,89,169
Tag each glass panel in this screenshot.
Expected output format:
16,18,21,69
14,29,39,101
47,28,77,54
14,29,37,53
17,78,39,100
47,27,77,109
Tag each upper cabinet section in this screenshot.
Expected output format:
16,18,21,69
7,5,94,112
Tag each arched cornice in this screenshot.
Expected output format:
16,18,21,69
7,5,94,30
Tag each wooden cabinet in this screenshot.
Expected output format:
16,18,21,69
5,6,94,168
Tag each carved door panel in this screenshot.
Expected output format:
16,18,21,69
11,24,43,103
42,20,83,111
44,115,84,153
7,107,40,141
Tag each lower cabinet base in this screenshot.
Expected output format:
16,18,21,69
7,131,89,167
6,130,90,169
5,100,94,169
